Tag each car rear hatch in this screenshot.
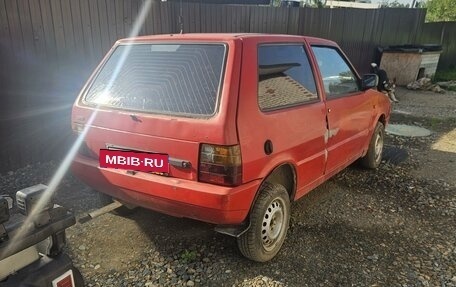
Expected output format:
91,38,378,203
72,39,241,183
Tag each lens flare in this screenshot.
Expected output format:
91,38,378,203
0,0,153,260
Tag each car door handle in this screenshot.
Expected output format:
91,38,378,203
328,108,331,113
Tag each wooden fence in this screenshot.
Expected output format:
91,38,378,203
0,2,428,73
0,0,443,172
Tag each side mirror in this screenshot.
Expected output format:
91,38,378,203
361,74,379,90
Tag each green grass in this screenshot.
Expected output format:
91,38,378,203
180,249,197,263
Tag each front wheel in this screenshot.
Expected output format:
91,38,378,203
360,122,385,169
237,182,290,262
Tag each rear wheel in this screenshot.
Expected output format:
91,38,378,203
360,122,385,169
237,182,290,262
98,192,138,216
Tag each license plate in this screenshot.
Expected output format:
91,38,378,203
99,149,169,173
52,269,75,287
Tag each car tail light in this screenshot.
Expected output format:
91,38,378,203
72,122,84,134
199,144,242,186
71,122,98,159
77,142,98,159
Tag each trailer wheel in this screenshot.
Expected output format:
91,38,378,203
237,182,290,262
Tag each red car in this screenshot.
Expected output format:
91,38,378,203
71,34,390,262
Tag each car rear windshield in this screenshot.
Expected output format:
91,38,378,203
84,43,226,116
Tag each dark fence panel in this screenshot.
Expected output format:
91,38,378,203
296,8,427,74
419,21,456,70
0,1,442,172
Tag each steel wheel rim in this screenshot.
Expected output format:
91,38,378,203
261,198,285,251
374,131,383,163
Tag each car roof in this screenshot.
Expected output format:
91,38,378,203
117,33,337,46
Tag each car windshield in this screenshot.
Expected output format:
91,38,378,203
84,43,226,116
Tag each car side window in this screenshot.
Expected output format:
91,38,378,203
258,44,318,111
311,46,360,97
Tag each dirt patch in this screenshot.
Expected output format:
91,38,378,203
412,146,456,186
392,87,456,119
389,90,456,186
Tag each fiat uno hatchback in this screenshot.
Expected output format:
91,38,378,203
72,33,390,262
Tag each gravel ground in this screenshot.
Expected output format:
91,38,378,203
1,90,455,287
393,87,456,119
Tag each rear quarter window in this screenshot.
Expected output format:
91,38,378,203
84,44,226,117
257,44,318,111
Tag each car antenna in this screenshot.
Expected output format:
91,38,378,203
179,0,184,34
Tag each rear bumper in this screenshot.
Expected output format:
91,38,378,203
72,156,260,225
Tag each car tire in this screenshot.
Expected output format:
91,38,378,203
237,182,290,262
98,192,138,216
360,121,385,169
